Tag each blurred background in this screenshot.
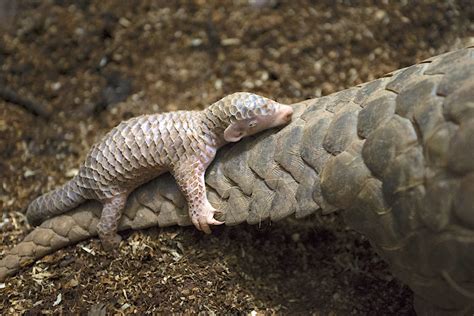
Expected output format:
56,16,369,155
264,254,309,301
0,0,472,314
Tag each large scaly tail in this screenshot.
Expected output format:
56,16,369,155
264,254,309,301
26,178,87,226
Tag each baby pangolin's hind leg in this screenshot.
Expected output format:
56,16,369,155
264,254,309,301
96,194,128,251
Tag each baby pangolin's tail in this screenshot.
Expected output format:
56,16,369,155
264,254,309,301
26,178,87,226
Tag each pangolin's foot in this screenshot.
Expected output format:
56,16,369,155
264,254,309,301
97,225,122,251
96,195,127,251
101,233,122,251
191,203,224,234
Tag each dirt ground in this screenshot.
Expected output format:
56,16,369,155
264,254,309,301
0,0,472,314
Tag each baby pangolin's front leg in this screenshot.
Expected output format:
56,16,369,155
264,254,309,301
97,194,128,250
172,160,224,233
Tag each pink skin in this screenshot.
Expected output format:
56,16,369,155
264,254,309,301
223,103,294,142
244,103,294,136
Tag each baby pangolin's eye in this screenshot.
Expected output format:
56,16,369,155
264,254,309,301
248,120,257,128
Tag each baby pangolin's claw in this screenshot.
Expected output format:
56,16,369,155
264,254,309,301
192,205,225,234
199,217,225,234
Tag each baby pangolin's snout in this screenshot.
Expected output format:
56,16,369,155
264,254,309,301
275,104,294,126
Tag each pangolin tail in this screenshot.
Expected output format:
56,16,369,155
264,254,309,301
26,178,86,226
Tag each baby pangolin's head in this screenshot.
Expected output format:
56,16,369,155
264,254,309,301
206,92,294,142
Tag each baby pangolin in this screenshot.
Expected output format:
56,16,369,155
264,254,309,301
26,92,294,250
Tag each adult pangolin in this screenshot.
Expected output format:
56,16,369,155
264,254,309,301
26,92,294,250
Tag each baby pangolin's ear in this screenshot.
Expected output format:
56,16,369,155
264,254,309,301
224,122,245,142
